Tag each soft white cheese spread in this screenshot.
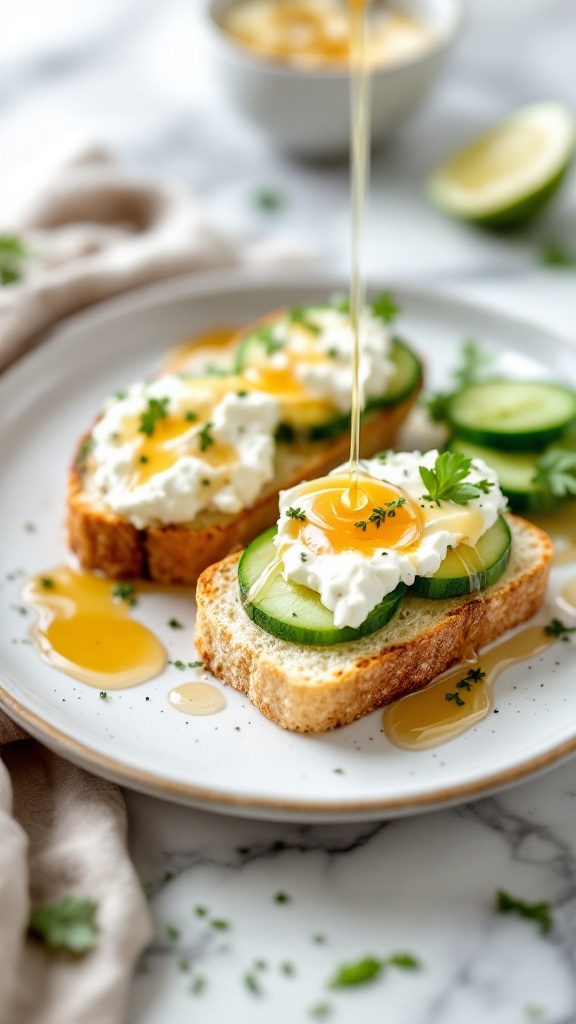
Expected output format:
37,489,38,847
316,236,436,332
88,374,280,529
276,450,507,629
263,306,396,412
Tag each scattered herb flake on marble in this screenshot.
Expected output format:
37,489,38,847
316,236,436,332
28,896,98,953
210,918,230,931
254,188,284,212
195,905,209,917
179,959,189,972
99,691,107,700
495,890,554,934
167,618,183,630
280,961,296,976
244,972,262,995
189,661,204,669
310,1003,332,1019
166,924,180,941
274,891,291,904
330,956,383,987
540,241,576,268
190,975,207,995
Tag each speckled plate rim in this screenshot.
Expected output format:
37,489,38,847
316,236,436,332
2,267,576,823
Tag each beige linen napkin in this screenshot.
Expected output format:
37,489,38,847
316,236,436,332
0,714,152,1024
0,145,310,369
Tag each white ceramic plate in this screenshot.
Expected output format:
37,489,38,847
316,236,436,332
2,270,576,822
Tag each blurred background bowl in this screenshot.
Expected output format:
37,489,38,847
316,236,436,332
203,0,464,159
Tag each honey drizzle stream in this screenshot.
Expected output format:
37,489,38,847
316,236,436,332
348,0,371,509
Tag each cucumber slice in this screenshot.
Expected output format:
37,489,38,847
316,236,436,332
410,516,511,600
239,526,405,646
447,381,576,451
236,329,421,442
447,438,559,514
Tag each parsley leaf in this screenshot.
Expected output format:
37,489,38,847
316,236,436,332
533,449,576,497
371,291,400,324
256,326,284,356
420,452,493,505
330,956,383,987
495,890,554,934
540,241,576,269
290,307,321,334
139,396,169,437
76,436,94,467
28,896,98,953
0,233,28,286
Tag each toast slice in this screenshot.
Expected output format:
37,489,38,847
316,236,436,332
67,391,419,585
194,514,553,733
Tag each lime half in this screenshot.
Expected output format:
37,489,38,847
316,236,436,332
428,103,576,228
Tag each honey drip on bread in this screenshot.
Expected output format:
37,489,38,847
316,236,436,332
383,626,555,750
24,568,167,689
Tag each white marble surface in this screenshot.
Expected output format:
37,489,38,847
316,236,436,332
3,0,576,1021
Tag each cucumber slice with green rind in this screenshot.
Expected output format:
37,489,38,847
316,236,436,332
447,438,559,514
410,515,512,599
239,526,405,646
447,381,576,451
236,325,421,442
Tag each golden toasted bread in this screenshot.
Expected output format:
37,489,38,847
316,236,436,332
194,514,553,732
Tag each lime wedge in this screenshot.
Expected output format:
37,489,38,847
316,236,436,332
428,103,576,228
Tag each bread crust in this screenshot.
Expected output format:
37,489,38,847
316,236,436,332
67,388,419,584
194,515,553,733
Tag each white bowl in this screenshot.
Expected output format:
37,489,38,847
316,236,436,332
203,0,463,158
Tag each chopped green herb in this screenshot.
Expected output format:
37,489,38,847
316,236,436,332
24,522,36,532
495,890,553,934
254,959,267,970
420,452,493,505
313,934,327,944
0,233,28,286
112,581,137,606
195,905,209,917
99,691,107,700
166,924,180,941
184,410,198,422
198,421,215,452
256,325,284,356
300,552,308,562
425,340,493,421
28,896,98,953
286,506,307,521
114,390,127,401
40,577,54,589
139,454,149,464
237,390,249,398
254,188,284,212
387,952,421,970
171,660,186,670
354,498,406,531
189,660,204,669
533,450,576,498
371,291,400,324
330,956,383,988
190,974,207,995
275,422,294,443
540,241,576,269
168,618,183,630
77,436,94,466
179,959,189,972
445,692,466,707
310,1003,332,1019
281,961,296,976
274,891,291,904
290,307,321,334
327,347,339,358
545,618,576,640
244,972,262,995
139,396,170,437
211,918,229,931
